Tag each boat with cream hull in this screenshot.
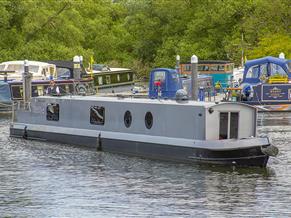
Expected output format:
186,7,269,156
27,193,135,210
0,60,56,81
10,96,277,167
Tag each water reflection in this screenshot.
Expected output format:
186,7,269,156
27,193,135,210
258,112,291,127
1,113,291,217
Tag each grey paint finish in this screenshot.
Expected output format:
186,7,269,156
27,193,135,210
15,96,257,142
17,96,207,140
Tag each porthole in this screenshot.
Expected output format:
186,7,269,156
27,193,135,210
124,110,132,128
145,111,153,129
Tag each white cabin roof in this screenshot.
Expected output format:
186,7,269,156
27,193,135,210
0,60,54,67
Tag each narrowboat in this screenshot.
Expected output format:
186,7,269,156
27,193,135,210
84,64,135,91
0,60,95,111
45,60,87,80
0,79,95,111
10,94,278,167
180,60,234,88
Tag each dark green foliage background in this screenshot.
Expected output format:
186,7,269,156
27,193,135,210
0,0,290,78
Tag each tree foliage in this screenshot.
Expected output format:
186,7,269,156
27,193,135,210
0,0,290,78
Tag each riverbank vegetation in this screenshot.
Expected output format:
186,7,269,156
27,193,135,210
0,0,290,77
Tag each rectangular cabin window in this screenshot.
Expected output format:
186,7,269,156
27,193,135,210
185,65,191,71
65,85,70,93
230,112,239,138
98,76,103,85
46,103,59,121
32,86,38,97
154,71,165,82
106,75,111,84
59,85,66,95
198,65,204,71
49,66,55,76
11,86,22,99
127,73,131,81
219,112,228,139
90,106,105,125
37,85,44,96
219,112,239,139
209,65,218,71
218,65,225,71
69,84,74,93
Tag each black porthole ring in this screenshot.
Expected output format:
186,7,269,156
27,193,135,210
145,111,153,129
124,110,132,128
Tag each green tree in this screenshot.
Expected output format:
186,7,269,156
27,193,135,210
249,34,291,59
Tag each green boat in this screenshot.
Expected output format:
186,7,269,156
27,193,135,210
84,64,135,90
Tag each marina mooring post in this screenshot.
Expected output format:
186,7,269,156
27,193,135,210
176,55,180,74
73,55,82,80
191,55,198,101
22,60,32,104
279,52,285,59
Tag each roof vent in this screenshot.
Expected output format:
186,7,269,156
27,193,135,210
175,89,189,102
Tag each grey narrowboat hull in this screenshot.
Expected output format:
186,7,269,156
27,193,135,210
10,125,270,167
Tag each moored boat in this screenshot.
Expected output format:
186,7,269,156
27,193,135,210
0,78,95,111
84,63,135,90
225,56,291,111
180,60,234,89
0,60,56,81
148,68,213,99
0,59,96,111
10,95,278,167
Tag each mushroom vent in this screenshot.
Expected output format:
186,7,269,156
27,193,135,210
175,89,188,101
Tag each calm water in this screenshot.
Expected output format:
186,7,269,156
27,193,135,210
1,113,291,217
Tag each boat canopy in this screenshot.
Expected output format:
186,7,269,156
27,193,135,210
0,81,11,103
243,56,291,84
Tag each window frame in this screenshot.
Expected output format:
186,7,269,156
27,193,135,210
90,106,105,125
46,103,60,121
246,65,260,79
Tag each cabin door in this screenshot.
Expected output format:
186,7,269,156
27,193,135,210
219,112,239,139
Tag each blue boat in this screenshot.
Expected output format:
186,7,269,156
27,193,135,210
238,56,291,111
148,68,212,99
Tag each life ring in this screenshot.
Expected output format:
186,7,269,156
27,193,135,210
76,84,87,94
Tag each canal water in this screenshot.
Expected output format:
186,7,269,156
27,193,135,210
1,112,291,217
